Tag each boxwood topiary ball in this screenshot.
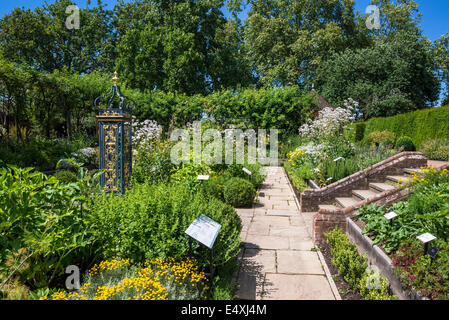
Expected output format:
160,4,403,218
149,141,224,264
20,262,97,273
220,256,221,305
395,136,416,152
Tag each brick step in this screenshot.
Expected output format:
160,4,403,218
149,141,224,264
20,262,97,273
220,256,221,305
386,175,410,184
352,189,380,201
369,182,397,193
335,197,361,209
318,204,341,211
403,168,423,175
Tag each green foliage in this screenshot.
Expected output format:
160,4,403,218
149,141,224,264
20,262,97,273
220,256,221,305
224,164,266,189
356,105,449,149
395,136,416,151
283,162,309,193
392,239,449,300
223,178,256,208
325,228,368,290
0,165,103,289
115,0,253,94
132,140,175,184
91,181,242,268
359,271,397,300
318,30,439,118
316,158,359,185
355,167,449,254
0,136,94,171
420,138,449,161
325,228,397,300
53,170,78,184
368,130,396,146
244,0,362,87
353,123,366,143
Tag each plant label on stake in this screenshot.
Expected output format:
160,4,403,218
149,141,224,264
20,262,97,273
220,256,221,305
334,157,344,162
384,210,397,226
243,168,252,175
185,215,221,250
417,233,436,255
185,215,221,278
428,246,439,263
197,175,210,181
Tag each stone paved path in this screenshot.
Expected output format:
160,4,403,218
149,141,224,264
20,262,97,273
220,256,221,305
236,166,339,300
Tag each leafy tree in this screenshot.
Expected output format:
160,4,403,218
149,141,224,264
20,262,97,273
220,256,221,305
243,0,363,87
317,31,439,118
434,34,449,104
0,0,116,74
115,0,253,94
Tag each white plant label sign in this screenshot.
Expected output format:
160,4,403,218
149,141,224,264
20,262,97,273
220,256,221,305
197,175,210,181
417,233,436,243
185,215,221,249
243,168,252,175
384,211,398,220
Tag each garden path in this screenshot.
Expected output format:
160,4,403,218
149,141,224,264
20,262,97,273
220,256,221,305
236,166,339,300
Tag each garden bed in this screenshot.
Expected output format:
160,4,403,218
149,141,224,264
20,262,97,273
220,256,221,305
348,166,449,300
320,240,362,300
346,218,427,300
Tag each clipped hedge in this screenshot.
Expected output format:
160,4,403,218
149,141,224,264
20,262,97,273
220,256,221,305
356,105,449,148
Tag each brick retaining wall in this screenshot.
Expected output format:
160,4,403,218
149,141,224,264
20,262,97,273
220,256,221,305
301,152,427,212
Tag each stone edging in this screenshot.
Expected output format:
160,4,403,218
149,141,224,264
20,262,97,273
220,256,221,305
346,217,429,300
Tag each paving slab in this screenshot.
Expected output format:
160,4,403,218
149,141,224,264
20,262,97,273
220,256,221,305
244,235,290,250
247,222,270,236
270,225,309,237
266,209,298,216
251,216,291,227
262,274,335,300
289,237,315,251
276,251,324,275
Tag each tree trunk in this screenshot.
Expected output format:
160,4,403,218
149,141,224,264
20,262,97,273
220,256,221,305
66,104,72,142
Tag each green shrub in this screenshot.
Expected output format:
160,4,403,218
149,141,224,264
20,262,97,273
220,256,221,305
225,164,266,189
368,130,396,146
420,138,449,161
358,270,397,300
132,140,175,184
203,174,231,202
325,228,397,300
223,178,256,208
325,228,368,290
349,122,366,142
53,170,78,184
91,181,242,268
395,136,415,151
283,162,310,193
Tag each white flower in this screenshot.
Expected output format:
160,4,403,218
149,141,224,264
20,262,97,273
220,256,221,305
298,103,355,141
132,116,162,148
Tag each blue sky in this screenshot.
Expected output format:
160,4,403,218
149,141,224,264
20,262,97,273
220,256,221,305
1,1,448,41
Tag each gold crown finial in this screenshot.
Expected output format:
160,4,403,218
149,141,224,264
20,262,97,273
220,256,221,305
113,71,119,86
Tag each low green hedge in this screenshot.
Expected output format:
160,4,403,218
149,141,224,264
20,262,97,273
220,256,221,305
354,105,449,148
325,228,397,300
